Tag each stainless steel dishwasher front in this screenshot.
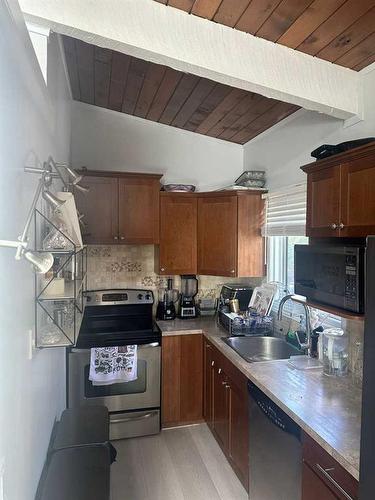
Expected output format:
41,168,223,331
248,381,302,499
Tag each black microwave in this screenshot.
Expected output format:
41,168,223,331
294,244,365,313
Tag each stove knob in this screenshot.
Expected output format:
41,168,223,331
145,294,151,300
138,293,143,300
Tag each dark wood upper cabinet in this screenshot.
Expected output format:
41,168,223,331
75,175,119,244
306,165,341,237
118,175,160,244
197,191,265,277
340,156,375,237
302,142,375,238
75,171,162,245
157,193,197,275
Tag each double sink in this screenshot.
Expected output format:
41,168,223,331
223,336,303,363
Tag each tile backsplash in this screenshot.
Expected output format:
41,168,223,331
87,244,263,302
87,245,363,386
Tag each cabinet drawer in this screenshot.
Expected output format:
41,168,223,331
303,433,358,500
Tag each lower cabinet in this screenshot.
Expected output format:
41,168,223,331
302,432,358,500
162,334,203,426
204,338,249,491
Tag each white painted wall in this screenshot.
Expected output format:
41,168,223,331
0,2,72,499
243,67,375,191
71,102,243,191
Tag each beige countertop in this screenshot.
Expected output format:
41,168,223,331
157,317,361,480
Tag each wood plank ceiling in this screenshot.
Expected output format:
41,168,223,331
62,35,299,144
155,0,375,71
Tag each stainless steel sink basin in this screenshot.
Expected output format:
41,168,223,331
222,336,303,363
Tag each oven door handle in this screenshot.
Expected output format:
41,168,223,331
138,342,160,349
111,411,159,424
71,342,160,353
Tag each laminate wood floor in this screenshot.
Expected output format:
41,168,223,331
111,423,248,500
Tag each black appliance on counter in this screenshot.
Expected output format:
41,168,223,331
294,243,365,314
156,278,179,321
218,284,253,312
68,289,161,441
179,275,198,318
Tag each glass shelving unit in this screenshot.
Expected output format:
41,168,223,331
34,209,87,348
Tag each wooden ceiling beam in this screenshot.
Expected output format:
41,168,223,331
20,0,361,120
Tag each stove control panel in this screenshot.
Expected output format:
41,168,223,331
85,289,154,306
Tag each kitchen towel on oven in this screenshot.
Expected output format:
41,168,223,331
89,346,138,386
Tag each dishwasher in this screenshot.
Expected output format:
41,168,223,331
248,381,301,500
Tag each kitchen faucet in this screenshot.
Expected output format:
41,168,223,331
277,294,311,353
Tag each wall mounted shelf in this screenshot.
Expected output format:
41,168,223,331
34,209,87,348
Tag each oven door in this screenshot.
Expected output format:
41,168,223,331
68,343,160,412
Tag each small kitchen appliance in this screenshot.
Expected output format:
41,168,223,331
218,284,253,313
294,243,365,313
156,278,179,321
322,327,349,377
179,275,198,318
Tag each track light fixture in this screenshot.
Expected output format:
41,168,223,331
42,189,66,211
0,156,89,274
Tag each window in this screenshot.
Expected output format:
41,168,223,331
267,235,308,293
264,184,341,328
26,22,49,83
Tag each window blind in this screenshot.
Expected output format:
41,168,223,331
262,183,307,237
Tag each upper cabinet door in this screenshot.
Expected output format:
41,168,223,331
340,156,375,237
306,165,341,237
198,195,238,276
159,194,197,275
118,176,160,244
75,176,119,244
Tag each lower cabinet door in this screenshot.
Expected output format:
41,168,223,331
162,334,203,426
302,462,338,500
212,366,230,451
180,334,203,423
229,379,249,490
203,340,213,426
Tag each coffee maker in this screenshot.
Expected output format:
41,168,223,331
156,278,179,320
179,275,198,319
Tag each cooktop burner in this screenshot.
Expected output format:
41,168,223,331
76,289,161,348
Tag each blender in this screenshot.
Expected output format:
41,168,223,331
179,275,198,319
156,278,179,320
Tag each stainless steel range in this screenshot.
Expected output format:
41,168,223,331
67,289,161,440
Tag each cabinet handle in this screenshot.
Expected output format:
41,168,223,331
329,223,338,230
339,223,345,229
114,236,118,240
211,360,215,367
315,464,354,500
230,269,235,274
160,268,165,272
218,368,222,374
120,236,125,240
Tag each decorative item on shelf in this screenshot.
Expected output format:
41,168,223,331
162,184,196,192
216,171,267,191
235,170,266,188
